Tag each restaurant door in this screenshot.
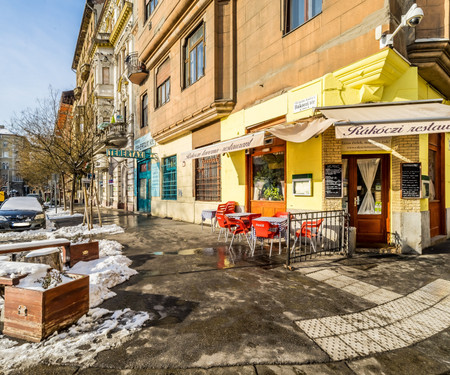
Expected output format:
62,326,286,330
248,139,286,216
428,133,445,238
137,159,151,212
343,154,390,244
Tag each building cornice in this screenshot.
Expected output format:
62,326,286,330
110,1,133,46
72,1,94,70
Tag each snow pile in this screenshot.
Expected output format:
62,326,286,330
0,223,124,242
19,270,75,291
45,208,83,220
0,261,50,278
0,239,148,373
0,308,149,373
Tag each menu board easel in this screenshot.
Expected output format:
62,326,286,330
325,164,343,198
401,163,421,199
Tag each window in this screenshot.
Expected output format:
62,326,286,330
252,151,285,201
2,162,9,170
145,0,158,22
156,58,170,108
195,155,221,201
162,155,177,200
141,93,148,128
102,67,110,84
184,23,205,88
285,0,322,33
2,151,8,158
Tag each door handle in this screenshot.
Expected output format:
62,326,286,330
354,197,357,207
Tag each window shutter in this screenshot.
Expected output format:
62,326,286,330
156,58,170,87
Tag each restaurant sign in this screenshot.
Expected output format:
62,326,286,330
180,131,265,162
134,133,156,152
335,121,450,139
107,148,146,159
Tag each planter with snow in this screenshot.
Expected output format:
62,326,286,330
3,273,89,342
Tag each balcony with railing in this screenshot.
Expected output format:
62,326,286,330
125,52,148,85
94,120,128,154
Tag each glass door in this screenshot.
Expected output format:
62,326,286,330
137,160,151,212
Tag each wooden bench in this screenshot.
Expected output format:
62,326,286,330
0,239,99,267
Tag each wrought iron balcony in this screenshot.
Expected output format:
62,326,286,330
125,52,148,85
96,122,128,149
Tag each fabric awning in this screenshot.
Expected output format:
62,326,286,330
316,100,450,139
180,131,265,162
266,117,337,143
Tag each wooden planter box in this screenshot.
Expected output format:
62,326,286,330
62,241,99,267
3,274,89,342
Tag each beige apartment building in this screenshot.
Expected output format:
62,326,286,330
127,0,450,253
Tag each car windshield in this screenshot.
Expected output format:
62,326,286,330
0,197,43,212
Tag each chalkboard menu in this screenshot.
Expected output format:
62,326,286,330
401,163,421,199
325,164,343,198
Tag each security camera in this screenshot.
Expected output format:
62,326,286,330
376,3,424,48
403,4,424,27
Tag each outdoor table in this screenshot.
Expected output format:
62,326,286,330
201,209,217,232
225,212,254,219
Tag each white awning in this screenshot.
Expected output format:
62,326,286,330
317,100,450,139
180,131,265,162
266,117,337,143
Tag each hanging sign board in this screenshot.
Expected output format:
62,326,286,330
107,149,146,159
324,164,343,198
401,163,422,199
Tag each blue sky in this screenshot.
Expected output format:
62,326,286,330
0,0,85,125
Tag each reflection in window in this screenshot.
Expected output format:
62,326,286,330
285,0,322,33
184,24,205,88
252,152,285,201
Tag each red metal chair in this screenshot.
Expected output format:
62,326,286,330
216,212,236,242
252,221,281,257
291,219,324,253
227,217,253,250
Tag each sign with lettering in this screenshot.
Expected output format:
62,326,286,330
293,95,317,114
324,164,343,198
107,149,146,159
336,121,450,139
151,162,160,197
134,133,156,152
342,137,392,152
401,163,421,199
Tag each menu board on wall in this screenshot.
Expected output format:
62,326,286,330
401,163,421,199
325,164,343,198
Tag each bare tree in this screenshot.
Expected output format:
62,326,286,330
11,87,97,215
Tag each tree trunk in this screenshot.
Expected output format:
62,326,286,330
62,173,67,211
70,173,77,215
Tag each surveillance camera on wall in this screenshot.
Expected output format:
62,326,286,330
376,3,424,48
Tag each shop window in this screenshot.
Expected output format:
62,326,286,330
162,155,177,200
195,155,221,201
252,152,285,201
145,0,158,22
141,93,148,128
284,0,322,33
184,23,205,88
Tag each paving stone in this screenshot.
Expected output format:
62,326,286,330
295,319,334,339
315,336,359,361
361,305,398,326
341,312,381,330
408,307,450,333
323,275,357,288
420,278,450,299
379,297,429,320
434,296,450,312
362,327,408,351
342,281,379,297
296,266,326,275
390,318,433,340
362,288,402,305
307,269,341,281
383,323,418,345
339,331,385,356
318,315,359,335
408,289,443,306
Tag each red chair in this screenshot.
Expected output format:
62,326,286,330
291,219,324,253
252,221,281,257
273,212,290,218
216,213,236,242
227,217,253,250
225,201,236,214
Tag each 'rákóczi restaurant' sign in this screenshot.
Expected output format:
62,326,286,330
107,149,146,159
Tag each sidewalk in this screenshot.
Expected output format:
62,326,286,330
9,211,450,375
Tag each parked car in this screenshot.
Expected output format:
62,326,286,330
0,197,46,231
27,193,43,204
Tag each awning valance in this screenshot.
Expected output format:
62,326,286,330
317,100,450,139
180,131,265,162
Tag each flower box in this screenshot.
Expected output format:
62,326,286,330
3,273,89,342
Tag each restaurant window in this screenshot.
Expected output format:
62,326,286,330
162,155,177,200
156,58,170,108
145,0,158,22
285,0,322,33
252,152,285,201
141,93,148,128
184,23,205,88
195,155,221,201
